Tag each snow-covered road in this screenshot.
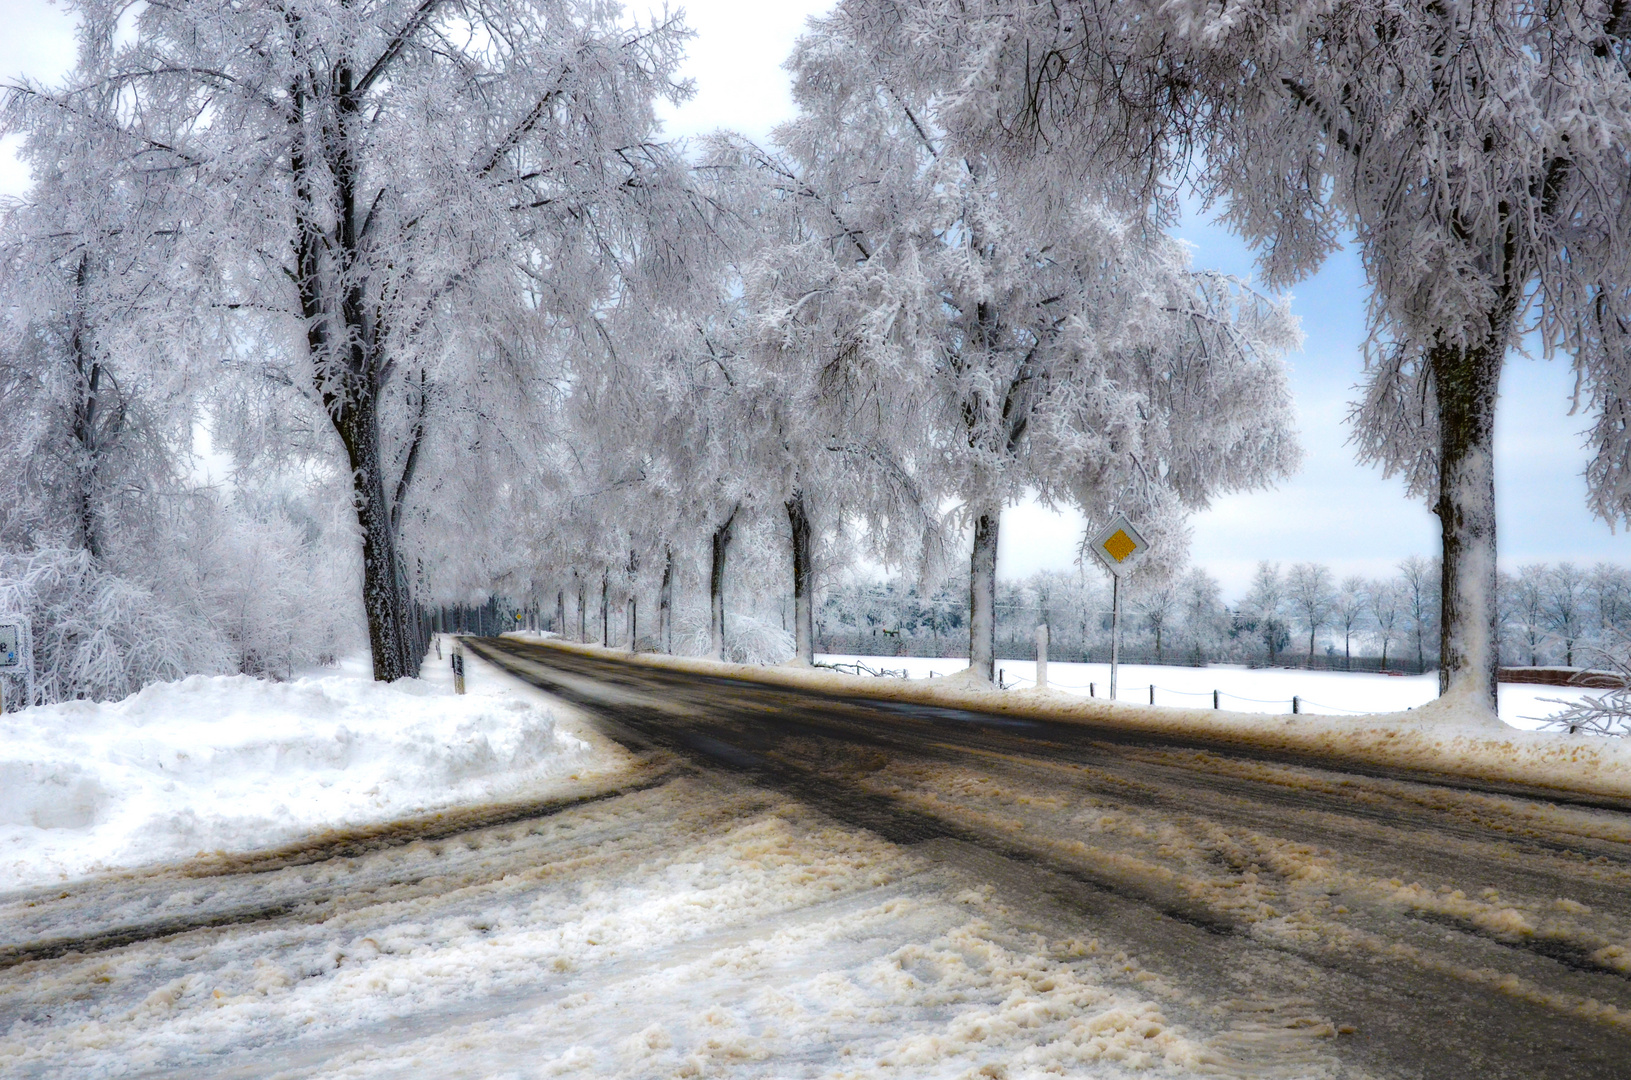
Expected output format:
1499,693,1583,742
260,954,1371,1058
468,641,1631,1078
4,640,1630,1078
0,761,1309,1078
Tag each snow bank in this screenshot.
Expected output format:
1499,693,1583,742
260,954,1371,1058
529,641,1631,803
0,669,592,889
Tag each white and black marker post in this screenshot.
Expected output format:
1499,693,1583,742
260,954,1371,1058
1088,515,1149,702
0,615,34,713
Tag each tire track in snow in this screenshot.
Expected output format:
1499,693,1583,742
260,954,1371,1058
0,762,679,969
4,776,1275,1080
474,638,1631,1079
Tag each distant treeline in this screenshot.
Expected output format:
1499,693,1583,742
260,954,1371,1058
815,559,1631,673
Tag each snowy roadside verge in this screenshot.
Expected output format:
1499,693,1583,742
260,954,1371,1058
513,640,1631,802
0,639,626,890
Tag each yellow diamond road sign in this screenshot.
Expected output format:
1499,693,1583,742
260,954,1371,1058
1090,515,1148,576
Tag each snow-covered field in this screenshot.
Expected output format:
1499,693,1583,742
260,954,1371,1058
818,654,1592,730
0,640,611,889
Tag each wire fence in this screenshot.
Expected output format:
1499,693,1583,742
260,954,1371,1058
816,634,1434,675
815,652,1391,715
994,669,1375,715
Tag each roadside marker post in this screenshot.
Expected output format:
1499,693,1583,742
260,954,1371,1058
1088,515,1149,701
0,616,34,713
1035,625,1049,689
453,642,466,695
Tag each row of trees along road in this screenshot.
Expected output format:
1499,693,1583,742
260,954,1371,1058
817,559,1444,671
4,0,697,685
879,0,1631,714
822,558,1631,676
4,1,1630,722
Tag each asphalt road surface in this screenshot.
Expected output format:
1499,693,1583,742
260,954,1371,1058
468,640,1631,1079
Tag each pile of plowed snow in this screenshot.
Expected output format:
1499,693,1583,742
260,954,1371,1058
0,672,591,888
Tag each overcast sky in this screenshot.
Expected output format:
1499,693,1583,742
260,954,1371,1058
3,0,1622,596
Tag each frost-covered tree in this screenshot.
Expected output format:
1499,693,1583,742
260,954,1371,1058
1178,567,1227,664
1536,635,1631,736
569,274,789,660
0,80,191,568
1286,562,1337,659
1545,562,1591,667
530,132,908,667
1399,556,1441,673
1500,565,1549,667
1369,578,1404,669
7,0,693,680
1333,575,1368,668
695,127,962,665
1590,563,1631,639
1132,580,1178,664
1241,561,1290,662
0,81,246,702
770,7,1300,681
871,0,1631,714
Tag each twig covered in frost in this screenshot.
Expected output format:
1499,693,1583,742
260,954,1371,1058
1538,632,1631,737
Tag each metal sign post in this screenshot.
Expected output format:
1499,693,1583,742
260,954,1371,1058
1110,575,1121,700
0,616,35,713
1088,516,1149,701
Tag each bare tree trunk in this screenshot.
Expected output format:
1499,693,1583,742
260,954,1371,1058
968,510,1000,682
626,549,639,650
787,491,815,664
335,390,411,680
600,570,609,645
659,546,673,654
710,509,737,661
555,589,564,634
576,577,586,642
67,256,119,564
289,67,421,682
1432,333,1503,709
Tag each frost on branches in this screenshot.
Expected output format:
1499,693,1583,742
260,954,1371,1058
763,7,1300,681
6,0,693,681
866,0,1631,714
1539,632,1631,736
